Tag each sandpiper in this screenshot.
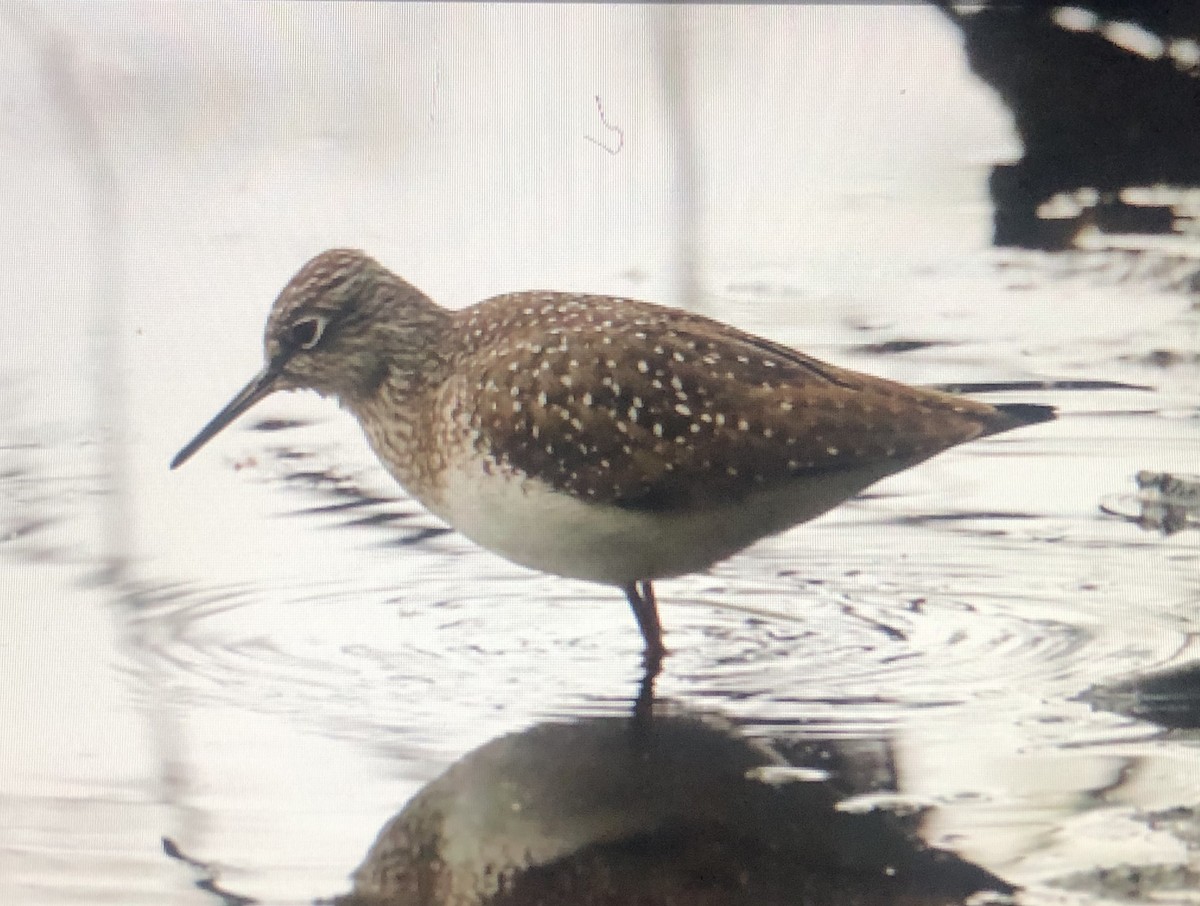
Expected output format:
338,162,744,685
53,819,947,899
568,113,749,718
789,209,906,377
172,249,1053,663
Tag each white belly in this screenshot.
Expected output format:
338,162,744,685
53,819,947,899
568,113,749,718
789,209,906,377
416,458,898,586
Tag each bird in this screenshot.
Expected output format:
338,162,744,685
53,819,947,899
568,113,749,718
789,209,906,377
171,249,1054,665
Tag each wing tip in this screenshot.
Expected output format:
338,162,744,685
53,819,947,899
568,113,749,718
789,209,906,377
986,402,1057,435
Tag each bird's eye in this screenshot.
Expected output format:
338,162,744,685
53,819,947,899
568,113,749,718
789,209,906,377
288,315,329,350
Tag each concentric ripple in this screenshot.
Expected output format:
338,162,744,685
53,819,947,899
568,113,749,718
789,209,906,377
118,413,1193,768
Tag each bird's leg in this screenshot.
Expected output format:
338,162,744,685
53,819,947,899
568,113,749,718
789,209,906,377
624,580,666,669
632,655,660,729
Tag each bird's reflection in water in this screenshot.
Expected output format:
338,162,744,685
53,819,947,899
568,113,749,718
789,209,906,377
338,690,1014,906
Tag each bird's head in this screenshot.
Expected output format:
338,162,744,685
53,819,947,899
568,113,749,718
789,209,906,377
171,248,445,469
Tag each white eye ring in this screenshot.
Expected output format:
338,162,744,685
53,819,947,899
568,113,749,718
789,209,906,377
289,315,329,350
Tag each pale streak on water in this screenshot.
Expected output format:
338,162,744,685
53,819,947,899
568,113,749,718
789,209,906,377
1,5,1198,905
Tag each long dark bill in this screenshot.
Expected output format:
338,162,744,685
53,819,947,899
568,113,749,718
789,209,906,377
170,363,283,469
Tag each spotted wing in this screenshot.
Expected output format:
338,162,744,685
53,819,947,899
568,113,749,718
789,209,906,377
458,294,1003,511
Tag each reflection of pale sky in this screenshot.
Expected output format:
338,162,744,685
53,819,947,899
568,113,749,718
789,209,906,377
4,5,1017,390
2,5,1198,904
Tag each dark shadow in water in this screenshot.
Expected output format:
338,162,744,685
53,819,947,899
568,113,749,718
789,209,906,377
250,417,317,433
927,379,1152,394
1086,662,1200,730
163,838,256,906
1100,470,1200,536
849,339,955,356
932,2,1200,249
236,442,456,547
336,707,1014,906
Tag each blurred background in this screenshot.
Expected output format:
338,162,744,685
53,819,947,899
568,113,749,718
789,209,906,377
1,4,1197,904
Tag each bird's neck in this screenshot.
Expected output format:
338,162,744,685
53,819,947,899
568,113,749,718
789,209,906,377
336,280,456,493
342,277,454,398
343,311,455,502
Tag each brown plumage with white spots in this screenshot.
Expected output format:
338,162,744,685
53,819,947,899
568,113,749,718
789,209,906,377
172,249,1054,665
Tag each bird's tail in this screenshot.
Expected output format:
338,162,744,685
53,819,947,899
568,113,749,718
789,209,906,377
984,402,1057,436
